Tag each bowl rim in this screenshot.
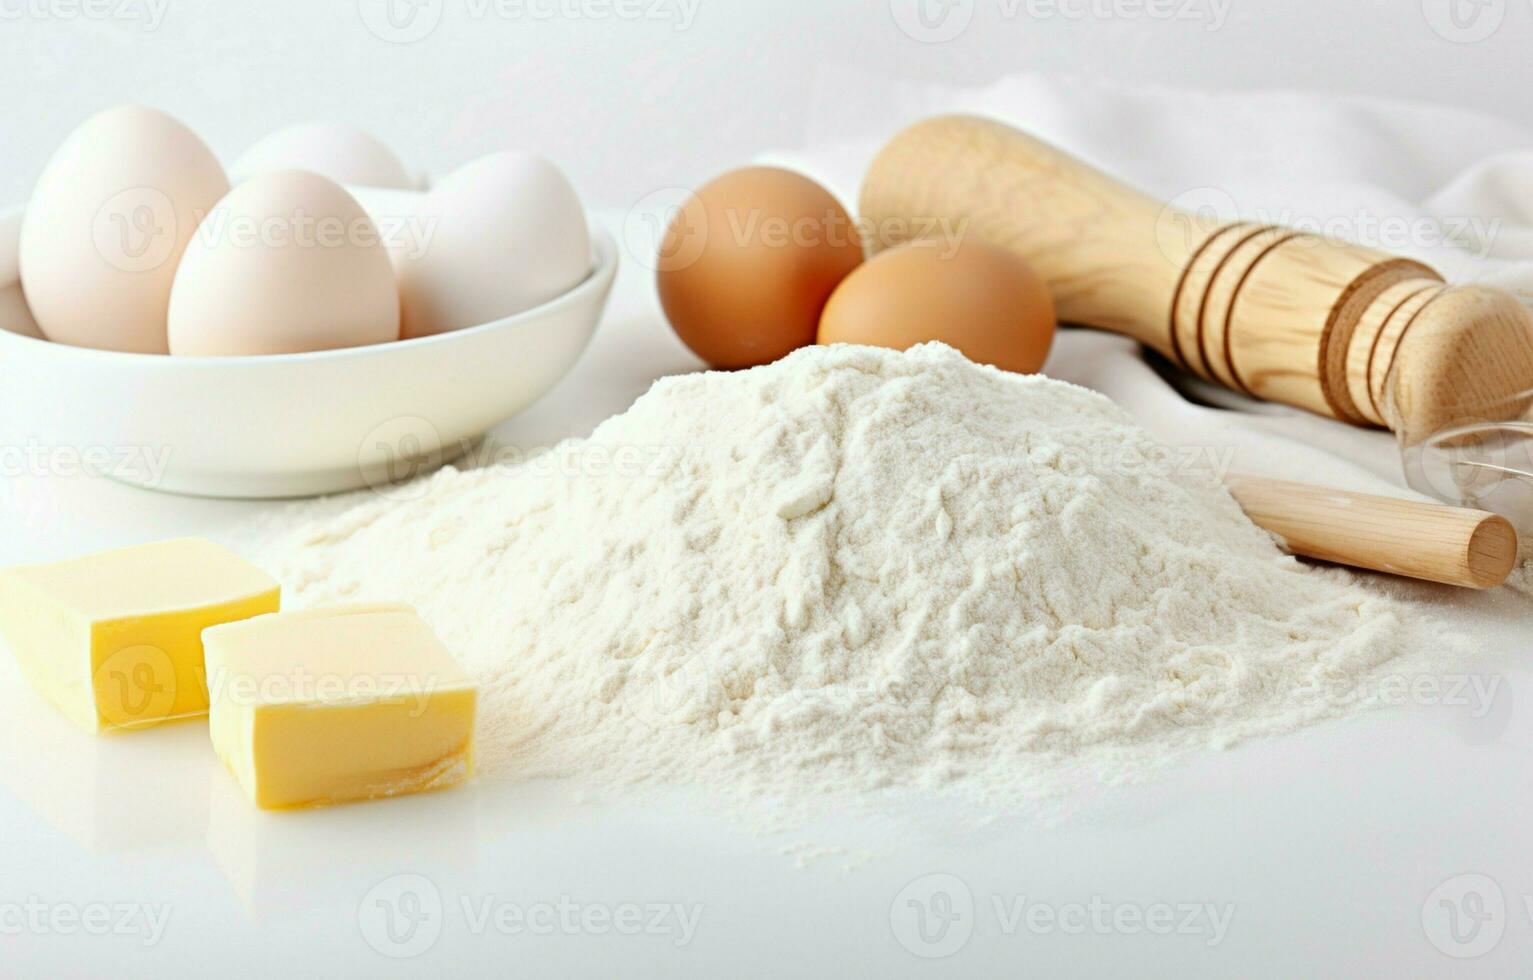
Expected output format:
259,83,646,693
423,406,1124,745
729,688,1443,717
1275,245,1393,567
0,214,619,368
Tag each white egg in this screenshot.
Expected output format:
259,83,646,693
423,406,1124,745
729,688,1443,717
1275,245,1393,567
232,123,413,190
167,171,400,356
0,222,42,339
0,285,43,340
396,152,591,339
19,106,229,353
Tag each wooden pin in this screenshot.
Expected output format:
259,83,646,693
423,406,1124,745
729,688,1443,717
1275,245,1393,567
1224,474,1517,589
861,116,1533,442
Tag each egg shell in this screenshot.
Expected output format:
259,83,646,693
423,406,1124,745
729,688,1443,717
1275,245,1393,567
167,171,400,357
396,152,591,339
0,220,42,339
19,105,229,353
818,238,1057,375
232,122,413,190
0,285,43,340
656,167,864,370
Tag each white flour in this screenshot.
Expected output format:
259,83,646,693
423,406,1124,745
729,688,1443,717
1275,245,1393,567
262,343,1462,816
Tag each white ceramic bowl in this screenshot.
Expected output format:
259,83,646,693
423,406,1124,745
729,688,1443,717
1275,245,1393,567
0,205,617,498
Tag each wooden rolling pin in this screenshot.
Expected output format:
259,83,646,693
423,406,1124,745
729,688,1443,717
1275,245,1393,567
861,116,1533,445
1225,474,1517,589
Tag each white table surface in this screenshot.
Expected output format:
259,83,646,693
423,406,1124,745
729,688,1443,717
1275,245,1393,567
2,217,1532,978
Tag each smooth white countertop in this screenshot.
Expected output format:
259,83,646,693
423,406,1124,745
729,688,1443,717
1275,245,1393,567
2,218,1531,977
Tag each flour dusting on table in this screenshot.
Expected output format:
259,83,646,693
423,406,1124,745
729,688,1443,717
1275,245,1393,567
256,343,1464,818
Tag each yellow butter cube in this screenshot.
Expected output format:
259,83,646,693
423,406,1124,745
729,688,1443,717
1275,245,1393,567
203,604,476,809
0,538,281,733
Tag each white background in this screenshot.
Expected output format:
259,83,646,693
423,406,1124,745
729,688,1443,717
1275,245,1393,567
1,0,1532,209
5,1,1533,976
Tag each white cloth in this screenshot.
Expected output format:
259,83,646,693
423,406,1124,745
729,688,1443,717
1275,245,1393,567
768,70,1533,503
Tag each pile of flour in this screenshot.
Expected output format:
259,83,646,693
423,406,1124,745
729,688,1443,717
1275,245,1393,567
262,343,1461,811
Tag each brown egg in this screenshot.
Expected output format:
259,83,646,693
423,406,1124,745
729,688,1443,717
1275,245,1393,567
657,167,864,369
818,237,1056,374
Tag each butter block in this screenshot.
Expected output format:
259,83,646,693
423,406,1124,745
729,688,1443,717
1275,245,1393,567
0,538,281,733
203,604,476,809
